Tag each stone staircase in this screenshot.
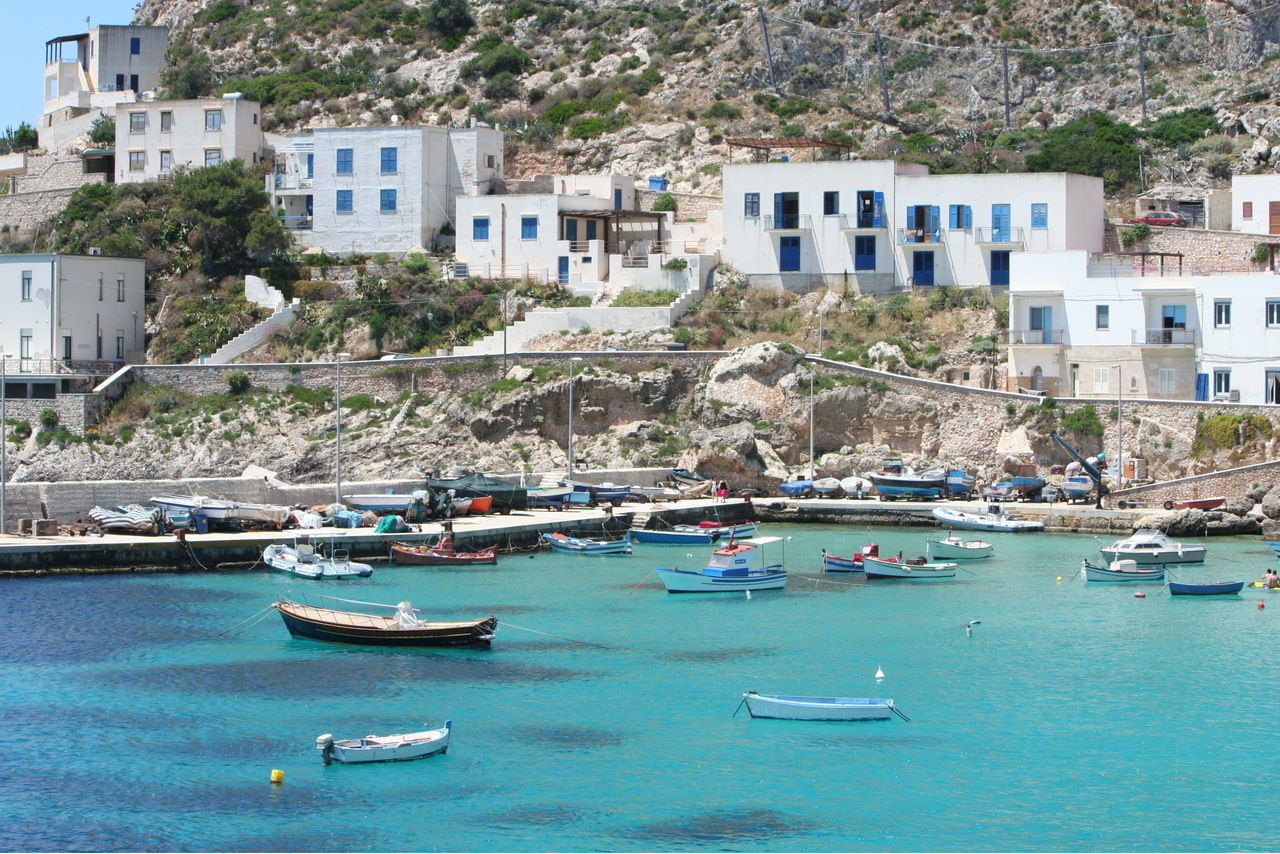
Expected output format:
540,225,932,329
201,276,300,364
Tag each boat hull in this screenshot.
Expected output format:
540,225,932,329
654,567,786,592
630,528,720,545
275,601,496,647
1082,561,1166,582
542,532,632,555
820,552,864,573
1169,580,1244,596
931,506,1044,532
672,522,757,538
863,555,957,579
744,693,894,721
319,722,451,764
389,543,497,566
925,537,993,560
263,543,373,578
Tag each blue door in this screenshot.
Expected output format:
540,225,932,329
558,256,569,285
912,251,934,286
1031,306,1053,344
854,235,875,271
1195,372,1209,401
586,219,597,241
992,203,1011,242
614,188,623,210
991,250,1010,286
564,219,578,241
779,236,801,272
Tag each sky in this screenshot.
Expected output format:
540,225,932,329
0,0,142,133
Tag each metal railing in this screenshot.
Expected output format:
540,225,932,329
764,214,812,230
973,227,1024,244
568,240,590,253
1,358,123,376
1005,328,1064,345
896,228,945,244
1132,328,1196,346
838,214,881,230
273,174,314,190
280,215,312,230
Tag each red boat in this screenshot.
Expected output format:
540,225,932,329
390,532,498,566
1164,497,1226,511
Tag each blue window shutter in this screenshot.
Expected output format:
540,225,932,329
930,206,940,239
872,192,884,227
906,206,916,230
773,193,784,224
948,205,958,229
964,206,972,228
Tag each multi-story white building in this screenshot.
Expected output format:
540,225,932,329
267,123,504,255
1230,174,1280,235
1006,250,1280,404
116,95,269,183
41,24,168,150
720,160,1103,292
0,254,146,393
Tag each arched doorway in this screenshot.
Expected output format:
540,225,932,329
1031,365,1044,391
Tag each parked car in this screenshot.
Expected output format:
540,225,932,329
1127,211,1187,227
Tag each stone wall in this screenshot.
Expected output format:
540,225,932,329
1110,460,1280,508
637,188,721,220
1104,220,1273,270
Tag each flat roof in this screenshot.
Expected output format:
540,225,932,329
560,210,666,220
725,136,853,152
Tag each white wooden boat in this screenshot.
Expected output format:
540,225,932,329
1082,558,1166,582
839,476,868,497
654,536,786,592
1099,529,1206,565
862,553,957,579
344,490,431,514
742,692,896,721
925,534,993,560
263,541,373,578
931,505,1044,532
812,477,843,496
317,720,451,764
151,494,290,527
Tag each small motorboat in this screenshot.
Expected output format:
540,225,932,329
1164,497,1226,511
779,478,814,497
343,490,432,515
542,531,632,555
629,527,721,545
862,553,957,579
389,532,498,566
263,541,373,579
925,534,993,560
673,521,758,538
317,720,451,765
931,505,1044,532
467,495,493,514
945,470,977,498
812,477,843,497
869,462,947,500
274,599,497,647
839,476,868,498
450,496,474,516
563,480,632,505
89,504,163,534
670,468,711,487
1168,579,1245,596
1100,529,1206,565
526,486,574,509
654,536,786,592
741,692,897,721
1082,559,1166,583
820,543,878,573
1061,476,1095,502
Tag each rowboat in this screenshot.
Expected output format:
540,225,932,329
678,480,715,498
89,504,163,534
945,470,977,498
1099,529,1206,565
1082,559,1166,583
862,553,957,579
925,534,993,560
527,486,574,509
629,527,721,545
1169,579,1244,596
467,495,493,514
931,505,1044,532
389,532,497,566
820,543,878,573
673,521,758,538
273,599,497,647
812,477,843,497
151,495,291,529
653,536,787,592
344,491,432,514
542,531,632,555
564,480,631,504
451,497,474,516
1009,475,1046,498
670,468,710,487
1164,497,1226,511
742,692,896,721
317,721,451,765
263,541,373,579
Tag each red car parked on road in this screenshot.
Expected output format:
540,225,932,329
1127,211,1187,227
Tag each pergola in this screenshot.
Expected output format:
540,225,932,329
725,136,854,163
1110,250,1185,276
559,209,668,249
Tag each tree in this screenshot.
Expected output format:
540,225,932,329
652,193,678,213
11,123,36,151
245,209,291,259
163,50,214,100
423,0,474,36
1025,113,1139,192
88,116,116,146
172,159,276,270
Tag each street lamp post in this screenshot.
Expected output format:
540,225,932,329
817,303,828,357
335,352,351,505
501,287,510,375
131,311,138,356
567,356,582,477
808,364,815,482
426,311,433,356
1,351,6,536
1113,363,1123,489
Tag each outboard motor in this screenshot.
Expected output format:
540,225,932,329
316,734,335,766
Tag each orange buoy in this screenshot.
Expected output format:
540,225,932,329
1260,600,1266,609
1134,592,1145,598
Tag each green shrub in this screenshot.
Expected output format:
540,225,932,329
1026,113,1140,192
661,258,688,271
652,193,678,212
613,288,679,307
1121,223,1152,248
225,370,251,395
342,393,377,412
10,420,30,442
38,409,59,430
401,252,430,274
287,383,331,408
1146,107,1219,147
1062,405,1104,437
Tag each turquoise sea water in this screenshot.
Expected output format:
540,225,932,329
4,524,1280,852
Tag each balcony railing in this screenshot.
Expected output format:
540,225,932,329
973,226,1025,245
896,228,945,245
1006,328,1064,345
568,240,590,253
764,214,812,231
273,173,314,191
280,215,313,230
1,358,124,376
839,214,882,230
1132,327,1196,346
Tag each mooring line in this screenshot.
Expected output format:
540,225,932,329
500,621,613,650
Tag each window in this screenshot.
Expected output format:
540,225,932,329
336,148,353,174
62,336,72,361
1159,369,1176,395
1094,368,1110,394
744,193,760,217
204,149,221,167
117,277,125,302
129,151,145,171
336,190,353,213
129,74,138,93
521,216,538,239
159,151,172,173
1214,299,1231,328
19,332,31,360
486,154,496,168
1214,368,1232,396
204,110,223,131
1268,299,1280,327
948,204,972,229
305,153,314,179
1031,203,1048,229
130,36,140,55
98,274,103,302
115,74,124,92
379,189,397,212
20,271,31,301
380,147,397,174
823,191,839,216
473,217,490,240
160,111,172,132
129,112,145,132
116,336,125,359
1244,201,1254,219
1096,305,1109,330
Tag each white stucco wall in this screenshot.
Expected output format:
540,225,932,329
116,96,267,183
1230,175,1280,235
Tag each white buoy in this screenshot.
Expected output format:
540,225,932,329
875,666,885,679
745,590,752,600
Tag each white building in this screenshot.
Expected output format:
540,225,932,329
116,95,269,183
1230,174,1280,235
41,24,168,150
720,159,1103,292
1007,250,1280,404
0,254,146,392
267,123,504,255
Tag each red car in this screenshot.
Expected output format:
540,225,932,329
1127,211,1187,227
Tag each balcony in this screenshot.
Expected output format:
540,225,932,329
973,227,1025,246
1006,328,1063,345
1132,328,1197,346
897,228,945,245
764,214,812,231
838,214,884,232
280,215,313,231
273,173,314,192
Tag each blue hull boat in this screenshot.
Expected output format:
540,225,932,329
1169,580,1244,596
542,531,632,555
630,528,720,545
874,483,943,500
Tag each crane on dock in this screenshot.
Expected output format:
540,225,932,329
1049,431,1109,509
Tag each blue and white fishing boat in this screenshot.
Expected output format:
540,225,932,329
1169,579,1244,596
869,462,948,500
820,543,878,573
563,480,631,504
672,521,758,538
526,486,574,509
741,692,897,721
654,536,786,592
945,470,977,498
1082,558,1166,583
630,527,720,545
542,531,632,555
343,490,431,514
1061,476,1094,502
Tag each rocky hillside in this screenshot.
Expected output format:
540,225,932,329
130,0,1280,193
